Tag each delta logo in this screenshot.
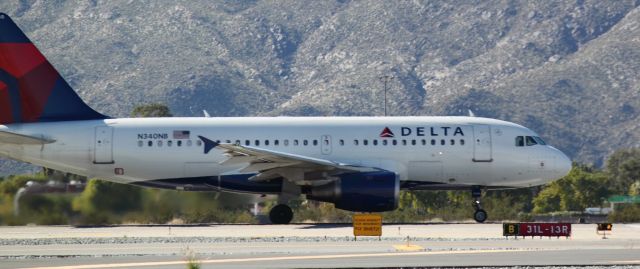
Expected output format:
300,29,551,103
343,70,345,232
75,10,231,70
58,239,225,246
378,126,465,137
380,127,394,138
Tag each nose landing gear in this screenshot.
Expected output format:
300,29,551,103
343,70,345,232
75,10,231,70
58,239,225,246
472,186,487,223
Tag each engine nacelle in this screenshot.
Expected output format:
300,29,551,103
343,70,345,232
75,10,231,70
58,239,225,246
306,171,399,212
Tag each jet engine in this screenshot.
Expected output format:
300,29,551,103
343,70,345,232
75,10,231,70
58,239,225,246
307,171,399,212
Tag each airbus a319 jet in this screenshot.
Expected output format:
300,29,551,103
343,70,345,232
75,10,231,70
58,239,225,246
0,13,571,224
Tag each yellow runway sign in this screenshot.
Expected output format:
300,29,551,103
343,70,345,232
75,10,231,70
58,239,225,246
353,214,382,237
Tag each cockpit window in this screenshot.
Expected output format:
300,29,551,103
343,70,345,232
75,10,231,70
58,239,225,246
525,136,538,146
515,136,524,147
533,136,546,145
517,136,547,147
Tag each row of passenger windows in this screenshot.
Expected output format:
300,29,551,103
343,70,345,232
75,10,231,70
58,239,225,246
212,138,465,147
515,136,546,147
137,138,467,148
138,140,201,147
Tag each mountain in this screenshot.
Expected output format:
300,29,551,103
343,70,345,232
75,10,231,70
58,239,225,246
1,0,639,173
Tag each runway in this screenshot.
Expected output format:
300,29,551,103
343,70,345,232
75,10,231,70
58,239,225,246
1,224,639,268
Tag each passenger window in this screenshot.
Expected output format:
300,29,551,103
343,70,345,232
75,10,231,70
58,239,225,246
225,140,231,143
187,140,192,147
402,140,407,146
148,141,153,147
167,140,173,147
303,140,308,146
313,140,318,146
363,139,368,146
526,136,537,146
339,139,344,146
265,140,269,146
440,139,445,145
354,140,359,146
294,139,299,146
373,140,378,146
254,140,259,146
460,139,465,146
245,140,250,146
392,140,397,146
515,136,524,147
421,139,426,146
235,140,241,145
196,140,202,146
274,140,279,146
138,141,143,147
284,139,289,146
431,139,436,145
411,140,416,146
382,140,388,146
157,140,162,147
177,140,182,147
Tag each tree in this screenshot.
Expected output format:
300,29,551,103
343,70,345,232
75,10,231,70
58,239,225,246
131,103,173,117
72,180,143,224
533,164,609,213
629,181,640,196
606,148,640,194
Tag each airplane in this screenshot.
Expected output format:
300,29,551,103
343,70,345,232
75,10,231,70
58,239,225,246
0,13,571,224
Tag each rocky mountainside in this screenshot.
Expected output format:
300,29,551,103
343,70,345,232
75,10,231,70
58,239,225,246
1,0,639,173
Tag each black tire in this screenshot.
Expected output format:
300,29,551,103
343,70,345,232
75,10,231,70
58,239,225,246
474,209,488,223
269,204,293,224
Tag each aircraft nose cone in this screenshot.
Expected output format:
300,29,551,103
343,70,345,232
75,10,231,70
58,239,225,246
556,151,572,178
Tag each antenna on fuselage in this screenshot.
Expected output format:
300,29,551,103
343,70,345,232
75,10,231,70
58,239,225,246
468,109,476,117
203,110,211,118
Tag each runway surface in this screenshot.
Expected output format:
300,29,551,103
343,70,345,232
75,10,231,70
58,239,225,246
1,224,639,268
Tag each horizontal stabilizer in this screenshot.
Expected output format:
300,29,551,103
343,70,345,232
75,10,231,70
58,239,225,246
0,130,55,144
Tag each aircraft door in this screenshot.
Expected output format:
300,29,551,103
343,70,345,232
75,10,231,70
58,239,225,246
321,135,332,155
94,126,114,164
472,125,492,162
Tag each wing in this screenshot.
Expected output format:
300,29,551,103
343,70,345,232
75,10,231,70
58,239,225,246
198,136,379,183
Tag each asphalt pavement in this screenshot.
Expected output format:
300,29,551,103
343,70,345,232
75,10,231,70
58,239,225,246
0,224,638,269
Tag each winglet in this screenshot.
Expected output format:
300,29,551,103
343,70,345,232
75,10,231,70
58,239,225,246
198,135,219,154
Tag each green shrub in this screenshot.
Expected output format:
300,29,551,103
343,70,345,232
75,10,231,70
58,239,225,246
608,204,640,223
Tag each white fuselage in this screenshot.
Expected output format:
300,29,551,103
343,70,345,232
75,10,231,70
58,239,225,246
0,116,571,190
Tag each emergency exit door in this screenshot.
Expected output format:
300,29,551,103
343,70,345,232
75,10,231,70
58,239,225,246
94,126,114,164
472,125,492,162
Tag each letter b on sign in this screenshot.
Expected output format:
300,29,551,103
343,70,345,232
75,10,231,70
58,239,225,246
503,223,519,236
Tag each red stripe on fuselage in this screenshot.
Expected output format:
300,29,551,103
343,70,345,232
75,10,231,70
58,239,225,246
0,43,47,77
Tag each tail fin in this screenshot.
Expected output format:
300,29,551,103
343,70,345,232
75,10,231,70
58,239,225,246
0,13,106,124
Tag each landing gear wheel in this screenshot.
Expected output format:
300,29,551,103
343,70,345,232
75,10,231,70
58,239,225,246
269,204,293,224
473,209,488,223
471,186,488,223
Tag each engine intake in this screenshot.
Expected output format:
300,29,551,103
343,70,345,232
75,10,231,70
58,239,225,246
307,171,399,212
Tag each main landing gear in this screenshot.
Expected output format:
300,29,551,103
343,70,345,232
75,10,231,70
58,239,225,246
269,204,293,224
471,186,487,223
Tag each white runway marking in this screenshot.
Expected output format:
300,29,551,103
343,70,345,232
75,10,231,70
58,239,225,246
17,249,525,269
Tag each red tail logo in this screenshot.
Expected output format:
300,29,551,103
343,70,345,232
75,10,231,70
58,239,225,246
0,13,106,124
380,127,394,138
